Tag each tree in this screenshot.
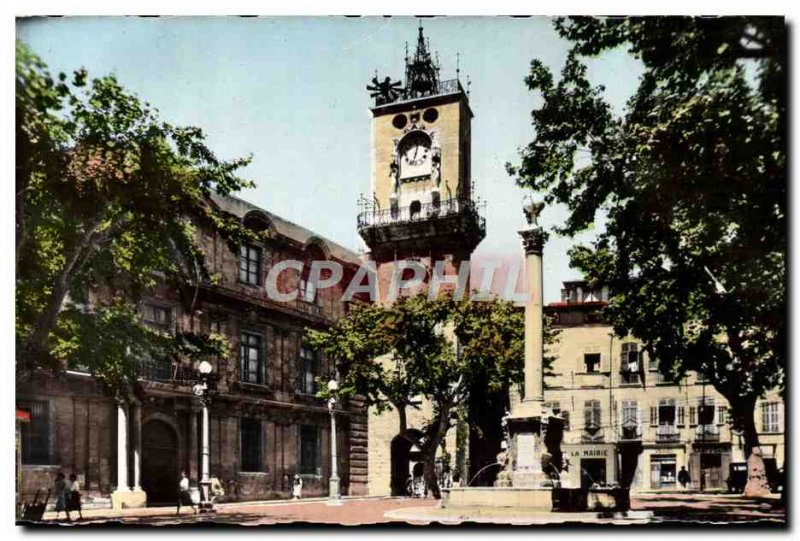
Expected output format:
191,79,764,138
307,294,529,498
508,17,785,496
16,41,256,392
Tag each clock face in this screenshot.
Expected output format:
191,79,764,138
398,131,432,179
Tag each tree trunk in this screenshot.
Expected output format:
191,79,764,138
730,398,770,497
421,402,453,499
19,220,103,374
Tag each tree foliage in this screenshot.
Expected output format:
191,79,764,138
16,41,256,391
308,293,557,496
508,17,785,495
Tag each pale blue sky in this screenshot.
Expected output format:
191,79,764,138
16,16,643,302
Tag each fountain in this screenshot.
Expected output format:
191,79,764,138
384,202,645,522
444,201,567,510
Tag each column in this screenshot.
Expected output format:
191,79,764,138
188,410,199,482
328,398,342,504
201,400,210,484
115,400,129,492
132,403,142,490
519,227,545,407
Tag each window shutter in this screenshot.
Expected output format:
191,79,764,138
677,406,685,426
650,406,657,426
717,406,726,425
562,411,570,431
689,406,697,426
637,406,643,437
584,402,592,429
760,403,767,432
620,343,630,372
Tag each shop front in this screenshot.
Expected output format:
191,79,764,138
690,443,732,491
561,443,617,489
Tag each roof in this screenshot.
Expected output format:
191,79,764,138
210,192,363,267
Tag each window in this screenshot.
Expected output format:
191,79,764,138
696,397,719,440
240,332,264,384
621,400,640,440
299,425,322,475
584,353,601,373
717,405,727,425
656,399,678,441
409,200,422,219
142,303,172,331
240,418,262,472
239,244,262,285
298,346,318,394
298,277,317,304
620,343,640,383
209,316,226,336
583,400,602,442
698,398,715,425
18,400,50,464
139,303,174,380
650,455,677,489
762,402,781,433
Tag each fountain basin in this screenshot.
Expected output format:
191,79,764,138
442,486,629,512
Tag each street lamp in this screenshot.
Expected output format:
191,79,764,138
193,360,214,512
326,379,343,506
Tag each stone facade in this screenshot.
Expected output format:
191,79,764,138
17,193,369,506
543,281,785,493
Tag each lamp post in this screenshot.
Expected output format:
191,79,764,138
193,360,213,512
326,379,343,506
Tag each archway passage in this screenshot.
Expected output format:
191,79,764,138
390,430,424,496
141,419,179,505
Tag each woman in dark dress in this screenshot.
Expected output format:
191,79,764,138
66,473,83,520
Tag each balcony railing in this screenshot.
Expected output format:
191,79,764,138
373,78,467,107
357,196,485,231
620,425,642,441
656,424,680,442
620,371,641,385
139,358,197,384
695,424,720,442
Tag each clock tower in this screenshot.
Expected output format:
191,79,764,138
359,25,486,497
358,25,485,302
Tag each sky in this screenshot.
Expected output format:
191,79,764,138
16,16,644,303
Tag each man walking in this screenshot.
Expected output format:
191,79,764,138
177,472,197,515
678,466,691,490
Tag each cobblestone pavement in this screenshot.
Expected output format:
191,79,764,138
24,492,785,527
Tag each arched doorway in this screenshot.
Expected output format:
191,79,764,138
141,419,179,505
390,430,424,496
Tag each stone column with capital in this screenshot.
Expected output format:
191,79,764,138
111,398,147,510
115,400,129,493
496,205,564,490
518,227,546,415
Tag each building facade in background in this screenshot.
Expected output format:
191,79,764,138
544,281,785,493
17,193,369,506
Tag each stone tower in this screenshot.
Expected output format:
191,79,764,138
359,24,486,496
358,24,485,303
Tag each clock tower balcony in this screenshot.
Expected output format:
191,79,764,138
357,195,486,254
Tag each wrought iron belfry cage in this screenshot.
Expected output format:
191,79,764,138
367,24,468,107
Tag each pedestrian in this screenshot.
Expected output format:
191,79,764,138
53,472,71,521
66,473,83,520
176,471,197,515
292,474,303,500
678,466,691,490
